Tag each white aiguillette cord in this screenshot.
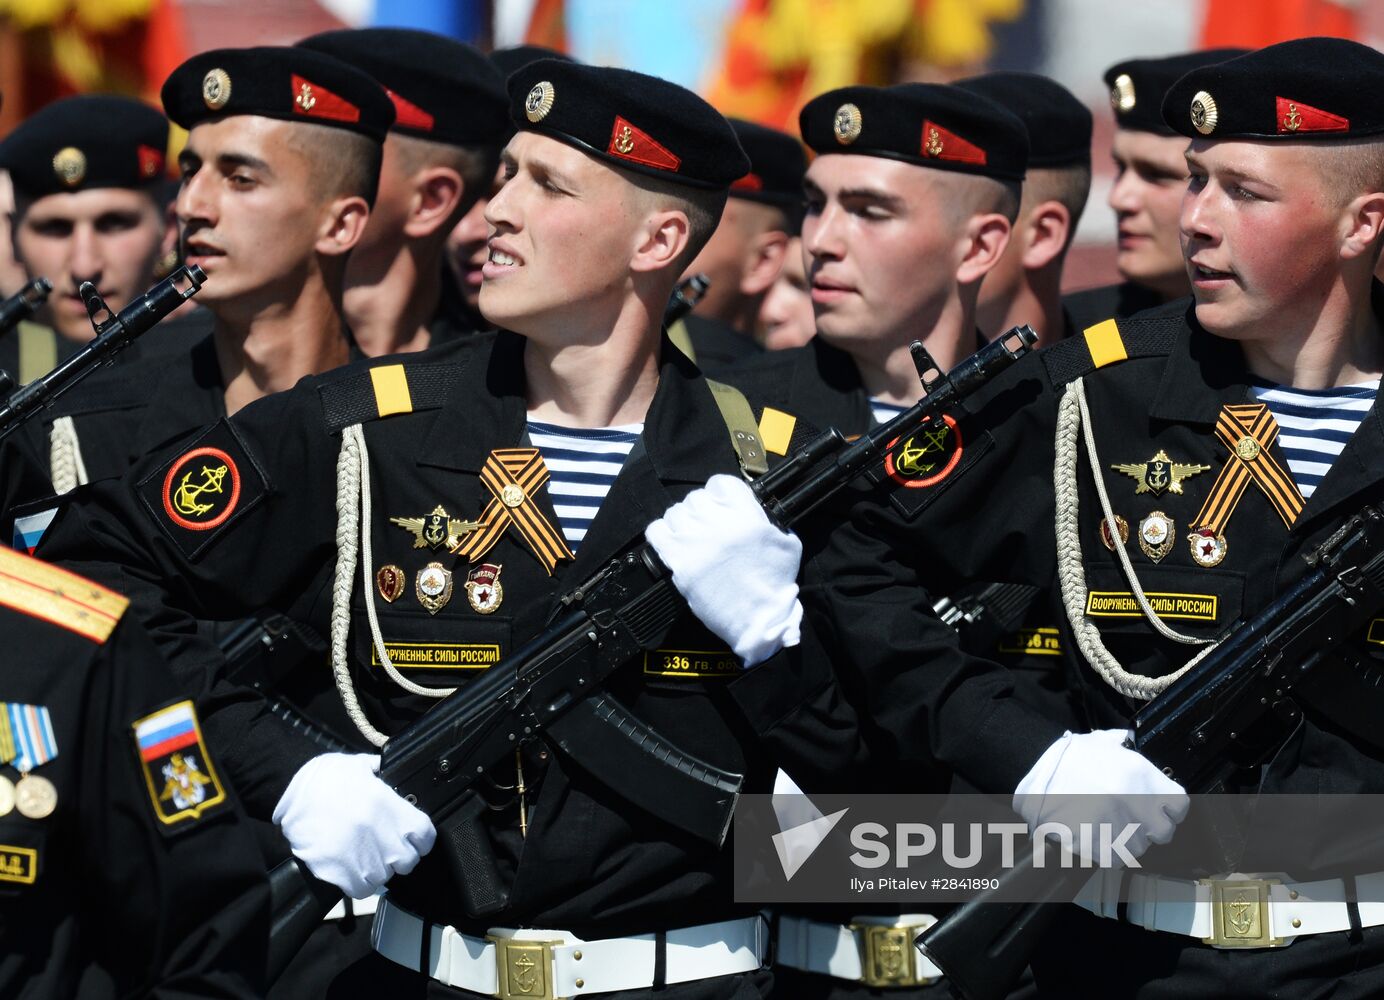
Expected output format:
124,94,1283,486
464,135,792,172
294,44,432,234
1054,377,1218,701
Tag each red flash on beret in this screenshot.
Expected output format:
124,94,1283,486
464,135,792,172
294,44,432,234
921,120,987,166
137,144,164,179
290,74,361,124
1275,96,1348,134
386,89,435,132
607,116,681,172
731,172,764,192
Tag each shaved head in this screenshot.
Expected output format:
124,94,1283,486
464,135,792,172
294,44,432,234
285,121,382,208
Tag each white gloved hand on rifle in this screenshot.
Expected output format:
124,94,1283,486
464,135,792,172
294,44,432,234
1013,729,1188,865
646,474,803,667
273,752,436,898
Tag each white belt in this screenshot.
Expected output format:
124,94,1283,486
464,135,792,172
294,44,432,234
372,898,766,998
1075,869,1384,948
324,892,381,921
775,913,943,988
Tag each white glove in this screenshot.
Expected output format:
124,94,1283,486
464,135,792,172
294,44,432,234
272,752,436,898
645,474,803,667
1013,729,1188,864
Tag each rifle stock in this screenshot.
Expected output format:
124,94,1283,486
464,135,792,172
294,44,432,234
918,506,1384,1000
265,327,1040,983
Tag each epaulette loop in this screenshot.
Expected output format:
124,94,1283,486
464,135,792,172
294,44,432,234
1042,315,1179,387
318,362,463,433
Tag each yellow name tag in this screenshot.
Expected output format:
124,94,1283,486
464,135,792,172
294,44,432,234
0,845,37,884
643,648,740,678
1086,591,1219,622
372,642,502,669
997,627,1063,657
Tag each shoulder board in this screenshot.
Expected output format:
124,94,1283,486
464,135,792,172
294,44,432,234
0,548,127,643
1042,314,1179,387
318,362,464,433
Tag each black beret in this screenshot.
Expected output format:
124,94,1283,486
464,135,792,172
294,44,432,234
297,29,507,146
0,94,169,198
1103,49,1248,135
490,45,573,80
799,83,1028,182
1162,37,1384,142
161,46,395,143
727,118,807,207
506,59,749,190
954,72,1092,168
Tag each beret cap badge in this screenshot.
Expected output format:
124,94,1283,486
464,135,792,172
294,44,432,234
202,68,232,110
1190,90,1219,135
51,146,86,187
525,81,556,123
833,103,863,145
1110,73,1136,113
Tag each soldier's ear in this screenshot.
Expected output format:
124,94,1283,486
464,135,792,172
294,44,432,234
630,208,690,274
316,195,371,257
1340,190,1384,263
404,166,464,240
955,212,1011,286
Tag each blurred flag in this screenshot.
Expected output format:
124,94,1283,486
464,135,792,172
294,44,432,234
317,0,490,41
707,0,1022,130
1200,0,1356,49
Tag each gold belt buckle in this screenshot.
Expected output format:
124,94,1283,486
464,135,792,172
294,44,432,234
1200,877,1286,949
850,921,938,988
488,936,561,1000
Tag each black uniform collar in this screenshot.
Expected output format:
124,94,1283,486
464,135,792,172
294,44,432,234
131,333,227,454
417,328,737,488
798,337,872,434
1147,301,1251,426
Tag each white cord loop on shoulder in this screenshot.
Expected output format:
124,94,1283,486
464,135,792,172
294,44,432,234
1054,377,1218,701
49,416,89,494
331,424,456,748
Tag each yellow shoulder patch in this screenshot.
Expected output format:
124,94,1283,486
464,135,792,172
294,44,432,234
370,364,414,419
758,407,797,457
1082,318,1127,370
0,548,127,644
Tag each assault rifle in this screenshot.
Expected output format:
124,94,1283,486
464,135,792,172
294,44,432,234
919,505,1384,1000
0,266,205,439
0,278,56,394
266,325,1039,977
665,272,710,326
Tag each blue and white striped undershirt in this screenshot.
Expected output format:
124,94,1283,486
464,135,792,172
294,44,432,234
1252,378,1379,499
870,398,908,426
527,419,642,551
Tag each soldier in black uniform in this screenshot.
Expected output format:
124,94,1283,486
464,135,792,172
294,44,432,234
955,73,1093,346
0,547,267,997
712,37,1384,997
298,28,510,356
671,119,805,372
0,47,394,510
1064,49,1245,331
37,60,854,998
0,95,180,386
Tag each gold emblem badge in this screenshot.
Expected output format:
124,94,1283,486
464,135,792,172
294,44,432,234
1139,511,1175,563
1190,90,1219,136
1283,103,1302,132
1110,73,1136,113
1099,514,1129,550
501,484,526,508
465,563,504,615
390,506,478,551
376,564,405,603
415,562,453,614
525,81,556,123
51,147,86,188
295,82,316,113
614,125,635,154
202,68,232,110
1110,450,1211,497
833,103,863,145
1188,527,1228,568
1235,435,1260,461
924,126,944,158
